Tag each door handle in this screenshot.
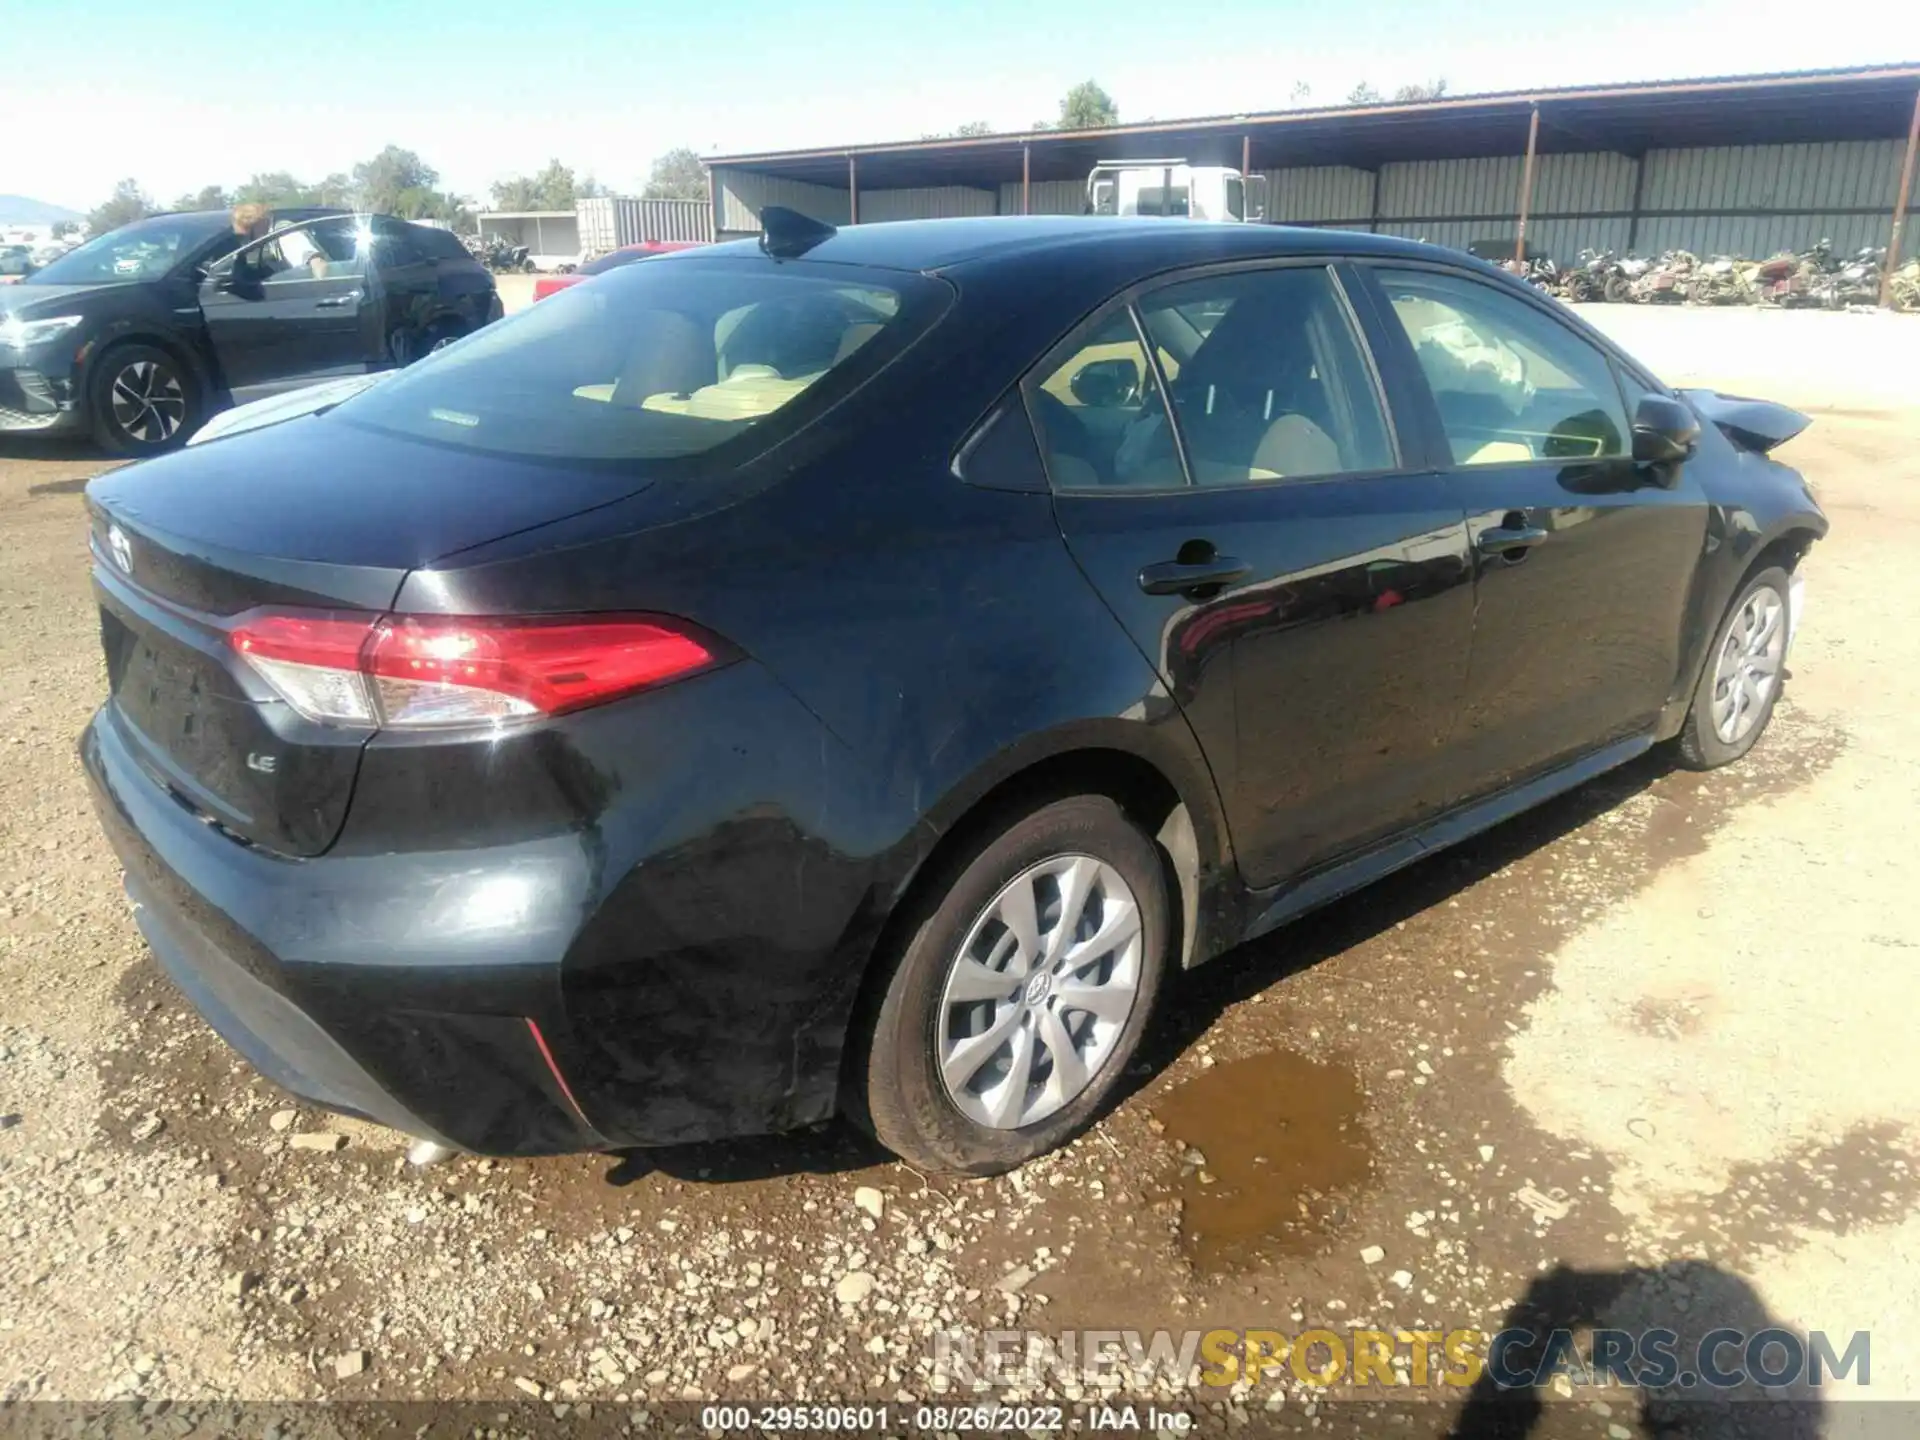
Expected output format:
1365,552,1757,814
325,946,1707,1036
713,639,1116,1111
314,293,360,309
1476,524,1548,557
1138,557,1250,596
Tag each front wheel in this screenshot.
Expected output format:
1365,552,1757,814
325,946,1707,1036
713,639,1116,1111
1676,566,1794,770
854,794,1170,1175
87,344,198,456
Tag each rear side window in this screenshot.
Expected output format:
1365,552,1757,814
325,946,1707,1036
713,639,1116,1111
336,261,948,465
1026,265,1393,491
413,226,473,263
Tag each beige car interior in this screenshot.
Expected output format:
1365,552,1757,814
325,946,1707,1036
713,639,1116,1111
570,297,888,424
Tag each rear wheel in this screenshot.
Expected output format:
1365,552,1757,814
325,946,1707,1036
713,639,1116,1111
855,795,1169,1175
87,343,197,456
1676,566,1793,770
1604,275,1631,304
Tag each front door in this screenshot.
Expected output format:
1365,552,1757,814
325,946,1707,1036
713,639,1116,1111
199,216,381,398
1359,264,1710,798
1029,262,1476,890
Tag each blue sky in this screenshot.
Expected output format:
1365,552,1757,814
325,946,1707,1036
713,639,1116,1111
1,0,1910,212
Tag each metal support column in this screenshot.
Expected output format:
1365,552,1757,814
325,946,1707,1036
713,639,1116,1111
1881,87,1920,307
848,154,859,225
1626,152,1646,253
1369,169,1382,234
1514,106,1540,265
1022,143,1031,215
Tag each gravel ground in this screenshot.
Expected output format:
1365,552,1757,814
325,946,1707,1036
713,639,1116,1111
1,307,1916,1436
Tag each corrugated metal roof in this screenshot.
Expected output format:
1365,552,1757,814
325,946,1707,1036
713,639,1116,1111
709,64,1920,190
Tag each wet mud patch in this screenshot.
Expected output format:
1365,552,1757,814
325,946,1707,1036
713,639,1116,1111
1149,1050,1372,1271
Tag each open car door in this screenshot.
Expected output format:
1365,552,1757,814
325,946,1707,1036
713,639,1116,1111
199,215,385,404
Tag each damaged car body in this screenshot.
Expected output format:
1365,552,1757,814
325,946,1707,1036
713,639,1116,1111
80,214,1825,1174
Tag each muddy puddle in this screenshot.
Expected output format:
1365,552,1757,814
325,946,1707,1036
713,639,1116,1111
1149,1049,1372,1271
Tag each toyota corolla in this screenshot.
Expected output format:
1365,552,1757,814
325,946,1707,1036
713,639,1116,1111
80,211,1824,1174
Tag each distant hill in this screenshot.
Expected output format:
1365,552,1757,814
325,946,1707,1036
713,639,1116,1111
0,194,84,226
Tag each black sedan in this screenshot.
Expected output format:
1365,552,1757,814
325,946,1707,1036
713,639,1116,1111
1,208,501,455
79,211,1824,1174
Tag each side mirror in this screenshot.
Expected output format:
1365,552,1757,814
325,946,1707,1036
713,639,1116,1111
1069,358,1140,409
1632,394,1700,464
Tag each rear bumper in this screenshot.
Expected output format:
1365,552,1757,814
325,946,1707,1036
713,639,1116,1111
81,706,606,1155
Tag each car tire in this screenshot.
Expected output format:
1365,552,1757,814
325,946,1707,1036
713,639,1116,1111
87,343,198,456
1676,565,1794,770
855,794,1170,1175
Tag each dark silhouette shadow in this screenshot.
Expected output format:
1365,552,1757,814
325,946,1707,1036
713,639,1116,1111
1450,1261,1830,1439
26,474,91,496
0,434,106,463
601,1118,890,1188
1124,742,1678,1095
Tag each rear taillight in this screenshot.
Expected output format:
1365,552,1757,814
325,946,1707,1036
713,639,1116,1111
229,611,719,729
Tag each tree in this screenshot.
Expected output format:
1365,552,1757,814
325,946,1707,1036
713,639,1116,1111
88,178,153,235
952,121,994,137
1346,81,1383,105
170,184,230,213
643,147,707,201
315,173,355,207
1289,80,1313,105
491,160,609,212
351,146,440,215
1392,78,1449,101
50,219,77,240
490,175,542,211
1056,80,1119,130
234,171,320,206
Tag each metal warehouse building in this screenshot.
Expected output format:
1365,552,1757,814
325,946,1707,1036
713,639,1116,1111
706,65,1920,293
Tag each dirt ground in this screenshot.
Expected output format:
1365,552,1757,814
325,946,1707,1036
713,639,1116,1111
1,306,1916,1436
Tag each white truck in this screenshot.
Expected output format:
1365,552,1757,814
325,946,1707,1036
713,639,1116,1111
1084,159,1268,222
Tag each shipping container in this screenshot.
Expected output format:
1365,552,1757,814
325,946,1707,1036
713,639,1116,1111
575,196,713,252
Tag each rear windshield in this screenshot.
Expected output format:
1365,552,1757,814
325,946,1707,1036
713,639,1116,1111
336,258,946,464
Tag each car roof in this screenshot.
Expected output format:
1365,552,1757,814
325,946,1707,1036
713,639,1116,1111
700,216,1466,276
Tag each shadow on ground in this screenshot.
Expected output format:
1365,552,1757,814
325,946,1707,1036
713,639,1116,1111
1449,1260,1831,1440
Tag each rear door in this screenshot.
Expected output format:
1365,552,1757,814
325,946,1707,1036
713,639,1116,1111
199,216,382,398
1032,261,1476,890
1357,263,1710,797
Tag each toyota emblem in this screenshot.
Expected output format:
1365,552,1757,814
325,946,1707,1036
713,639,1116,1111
107,524,133,575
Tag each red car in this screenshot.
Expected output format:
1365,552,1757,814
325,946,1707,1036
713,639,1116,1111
533,240,704,301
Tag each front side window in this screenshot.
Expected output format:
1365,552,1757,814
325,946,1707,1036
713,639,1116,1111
336,260,944,464
247,217,367,283
1376,267,1629,466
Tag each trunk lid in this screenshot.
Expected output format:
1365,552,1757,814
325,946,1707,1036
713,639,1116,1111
85,415,657,856
1681,389,1812,455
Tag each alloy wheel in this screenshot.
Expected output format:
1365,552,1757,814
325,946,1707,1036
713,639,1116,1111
108,359,186,445
937,854,1142,1130
1710,583,1786,745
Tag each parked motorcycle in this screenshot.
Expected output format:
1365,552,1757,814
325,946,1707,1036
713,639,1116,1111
1890,258,1920,312
1558,247,1629,303
1632,249,1696,304
1687,254,1755,306
1812,246,1886,310
463,234,535,273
